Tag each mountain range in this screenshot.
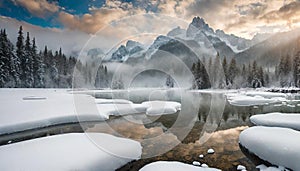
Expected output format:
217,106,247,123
87,16,300,67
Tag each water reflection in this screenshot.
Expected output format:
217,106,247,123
86,91,300,170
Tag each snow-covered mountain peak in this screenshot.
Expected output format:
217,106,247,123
126,40,143,51
189,16,214,34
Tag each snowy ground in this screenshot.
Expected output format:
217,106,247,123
0,89,181,135
0,89,106,135
139,161,221,171
0,133,142,171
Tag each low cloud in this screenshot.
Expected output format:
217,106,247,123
260,1,300,28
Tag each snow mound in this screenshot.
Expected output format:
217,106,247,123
139,161,221,171
226,91,287,106
0,133,142,171
239,126,300,170
250,113,300,130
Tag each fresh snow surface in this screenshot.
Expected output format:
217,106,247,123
250,113,300,130
239,126,300,170
139,161,221,171
0,133,142,171
0,89,181,135
0,89,106,135
226,91,287,106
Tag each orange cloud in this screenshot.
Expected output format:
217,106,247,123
14,0,59,18
58,0,145,34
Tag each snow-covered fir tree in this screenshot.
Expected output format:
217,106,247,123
165,75,174,88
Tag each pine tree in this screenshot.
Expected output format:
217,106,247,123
0,29,9,87
23,32,34,87
32,38,44,88
166,75,174,88
258,67,264,87
15,26,24,87
222,57,228,86
251,60,263,88
247,63,253,86
228,58,238,85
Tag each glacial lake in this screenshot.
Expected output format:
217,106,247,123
2,89,300,171
84,90,300,170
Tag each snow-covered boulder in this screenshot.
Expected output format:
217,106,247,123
239,126,300,170
139,161,221,171
192,161,201,166
237,164,246,170
0,133,142,170
250,113,300,130
207,148,215,154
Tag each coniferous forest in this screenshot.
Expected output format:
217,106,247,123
191,51,300,89
1,26,300,89
0,26,81,88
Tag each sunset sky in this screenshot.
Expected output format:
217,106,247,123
1,0,300,54
1,0,300,37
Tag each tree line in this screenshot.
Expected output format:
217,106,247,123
0,26,112,88
191,50,300,89
0,26,81,88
